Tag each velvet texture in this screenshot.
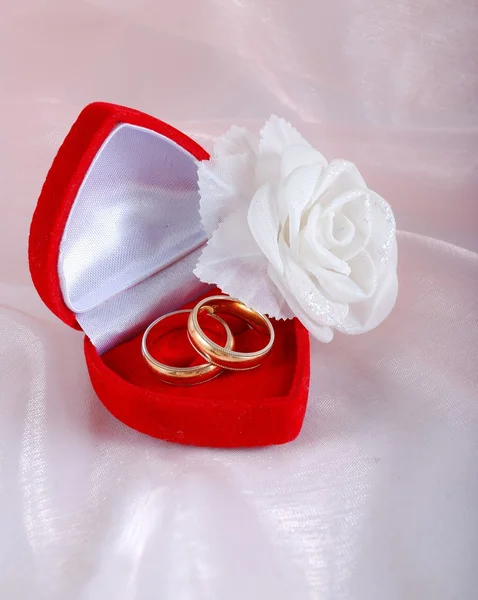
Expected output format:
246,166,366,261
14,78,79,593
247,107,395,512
89,289,310,447
28,102,311,447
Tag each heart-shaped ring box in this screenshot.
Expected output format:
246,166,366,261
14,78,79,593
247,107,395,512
28,102,310,447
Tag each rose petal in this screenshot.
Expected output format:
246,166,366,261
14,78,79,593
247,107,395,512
197,125,260,235
280,163,325,255
194,207,293,318
213,125,259,158
300,204,351,274
272,249,349,331
256,116,318,186
324,213,355,247
333,193,372,262
337,241,398,334
347,251,377,299
259,115,314,156
269,264,335,342
310,251,377,304
248,182,285,275
198,153,256,235
364,190,397,273
280,144,327,180
316,159,366,209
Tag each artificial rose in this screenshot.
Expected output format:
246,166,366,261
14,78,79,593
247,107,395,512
194,116,398,342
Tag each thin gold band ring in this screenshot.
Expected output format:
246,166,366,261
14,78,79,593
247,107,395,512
187,296,274,370
142,309,233,385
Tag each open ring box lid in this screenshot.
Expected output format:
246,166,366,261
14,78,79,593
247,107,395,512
28,102,310,447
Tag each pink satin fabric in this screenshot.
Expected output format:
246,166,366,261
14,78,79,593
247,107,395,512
1,1,477,598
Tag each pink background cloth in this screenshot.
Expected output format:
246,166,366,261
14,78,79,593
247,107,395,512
1,1,477,598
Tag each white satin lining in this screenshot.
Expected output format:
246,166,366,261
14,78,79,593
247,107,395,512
58,123,209,353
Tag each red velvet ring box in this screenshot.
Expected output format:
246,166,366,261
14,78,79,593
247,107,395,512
28,102,310,447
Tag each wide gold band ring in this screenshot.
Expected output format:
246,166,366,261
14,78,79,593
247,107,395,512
187,296,275,370
142,309,234,385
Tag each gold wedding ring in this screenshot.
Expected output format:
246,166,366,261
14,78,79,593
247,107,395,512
187,296,275,370
142,309,233,385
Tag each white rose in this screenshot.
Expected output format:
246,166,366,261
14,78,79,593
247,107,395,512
194,116,398,342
